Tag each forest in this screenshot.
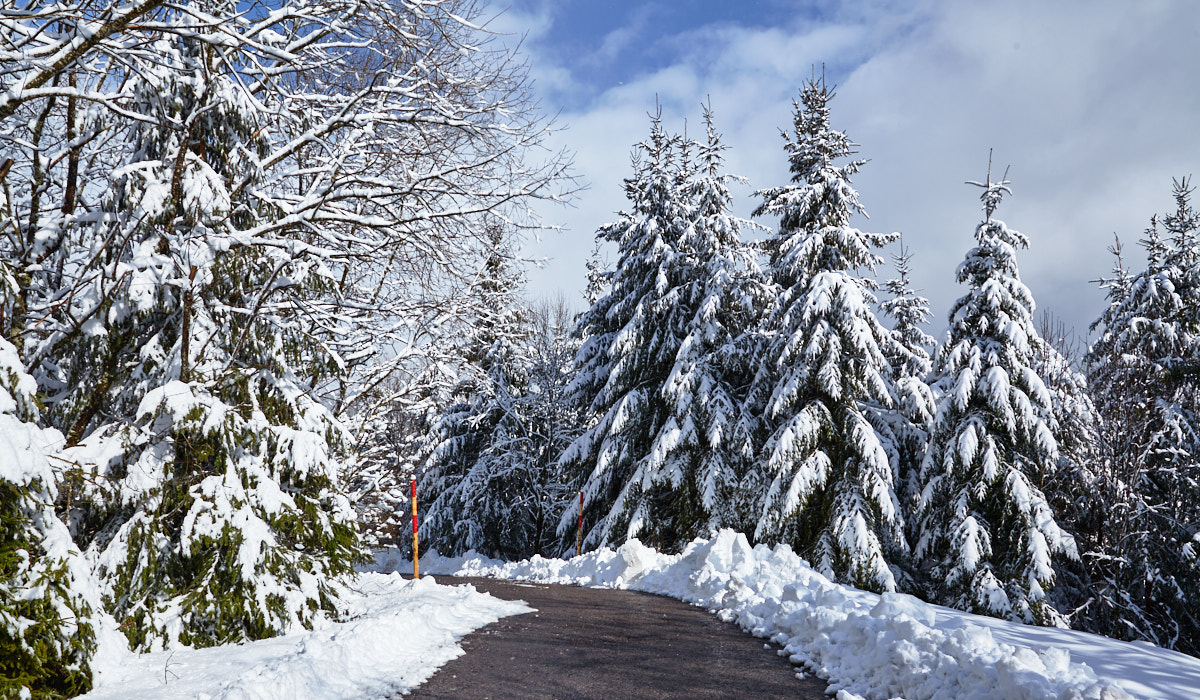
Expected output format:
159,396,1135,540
0,0,1196,697
415,83,1200,662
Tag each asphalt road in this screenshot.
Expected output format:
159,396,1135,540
402,577,828,699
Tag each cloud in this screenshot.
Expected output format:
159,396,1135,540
505,0,1200,337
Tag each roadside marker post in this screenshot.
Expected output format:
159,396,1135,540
411,476,419,579
576,491,583,557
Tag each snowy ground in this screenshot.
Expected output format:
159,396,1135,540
416,530,1200,700
78,573,528,700
77,530,1200,700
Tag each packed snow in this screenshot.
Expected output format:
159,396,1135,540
416,530,1200,700
78,574,528,700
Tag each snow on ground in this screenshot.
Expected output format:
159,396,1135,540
79,573,529,700
415,530,1200,700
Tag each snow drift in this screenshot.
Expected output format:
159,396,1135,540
79,574,528,699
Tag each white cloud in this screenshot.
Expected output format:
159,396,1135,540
505,0,1200,337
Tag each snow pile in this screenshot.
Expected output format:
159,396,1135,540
80,574,528,700
421,530,1200,700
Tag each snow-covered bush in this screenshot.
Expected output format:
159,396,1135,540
71,379,360,650
0,336,97,697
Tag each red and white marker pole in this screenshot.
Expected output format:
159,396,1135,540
576,490,583,557
411,476,419,579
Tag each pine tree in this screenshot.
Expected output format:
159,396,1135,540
915,162,1077,624
0,334,96,697
1085,180,1200,653
421,232,580,559
557,113,696,550
746,77,903,592
623,105,768,550
878,243,937,559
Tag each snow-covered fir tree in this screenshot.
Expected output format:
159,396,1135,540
0,332,98,697
421,228,533,558
878,243,937,555
654,107,768,542
915,163,1077,624
521,298,587,554
1085,179,1200,653
746,77,904,593
560,108,765,552
610,107,765,550
1030,314,1101,621
556,114,694,550
421,235,582,559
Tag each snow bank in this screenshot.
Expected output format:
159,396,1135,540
419,530,1200,700
80,573,528,700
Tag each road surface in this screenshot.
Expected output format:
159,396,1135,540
403,577,828,699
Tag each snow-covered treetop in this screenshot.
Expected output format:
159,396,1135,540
950,161,1035,347
882,242,936,381
1089,179,1200,379
754,76,892,288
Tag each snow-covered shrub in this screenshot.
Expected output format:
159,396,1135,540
74,380,361,651
0,337,97,697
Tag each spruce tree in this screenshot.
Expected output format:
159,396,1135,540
915,163,1077,624
747,77,904,592
1085,180,1200,653
421,228,577,559
520,299,586,555
879,243,937,557
629,106,768,550
557,114,695,550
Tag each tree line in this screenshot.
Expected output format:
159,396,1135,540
416,79,1200,657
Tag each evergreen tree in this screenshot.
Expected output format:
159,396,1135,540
1085,180,1200,653
746,77,903,592
0,334,97,698
421,235,581,559
557,114,696,550
420,227,531,558
915,163,1077,624
620,105,767,551
1031,315,1100,624
652,105,763,542
879,243,937,555
520,298,586,555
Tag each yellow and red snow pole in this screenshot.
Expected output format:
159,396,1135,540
576,491,583,557
411,476,419,579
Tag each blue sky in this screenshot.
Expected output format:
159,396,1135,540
500,1,804,104
490,0,1200,339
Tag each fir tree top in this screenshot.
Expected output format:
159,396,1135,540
754,75,891,285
